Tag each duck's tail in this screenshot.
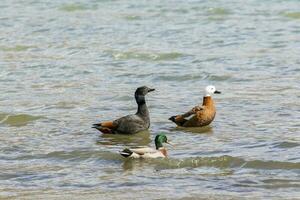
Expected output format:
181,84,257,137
168,116,177,122
120,148,133,158
168,115,187,126
92,121,114,134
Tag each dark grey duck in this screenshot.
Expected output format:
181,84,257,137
93,86,155,134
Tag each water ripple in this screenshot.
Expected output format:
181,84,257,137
106,50,184,61
0,113,43,127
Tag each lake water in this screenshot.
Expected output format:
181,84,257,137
0,0,300,199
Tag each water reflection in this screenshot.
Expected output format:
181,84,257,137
121,157,167,171
171,125,213,134
120,155,242,171
122,159,140,171
96,130,151,146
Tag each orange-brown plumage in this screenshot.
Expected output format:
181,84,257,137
180,96,216,127
169,85,220,127
99,121,115,128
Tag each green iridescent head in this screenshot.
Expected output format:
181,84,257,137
154,134,169,149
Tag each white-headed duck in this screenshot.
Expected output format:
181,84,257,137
169,85,221,127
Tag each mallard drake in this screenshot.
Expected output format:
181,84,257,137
93,86,155,134
169,85,221,127
120,134,170,158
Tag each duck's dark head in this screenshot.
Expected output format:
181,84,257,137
135,86,155,104
135,86,155,96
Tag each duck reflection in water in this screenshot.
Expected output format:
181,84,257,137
96,130,151,146
173,125,213,134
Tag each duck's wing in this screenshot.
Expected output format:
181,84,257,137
92,113,144,134
129,147,157,155
169,106,204,126
141,151,165,158
113,114,146,134
94,111,149,135
120,147,156,158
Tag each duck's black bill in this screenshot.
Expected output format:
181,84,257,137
214,90,221,94
148,88,155,92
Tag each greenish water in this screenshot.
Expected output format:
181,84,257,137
0,0,300,199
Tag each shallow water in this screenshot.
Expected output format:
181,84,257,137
0,0,300,199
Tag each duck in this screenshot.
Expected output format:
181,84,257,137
92,86,155,134
120,134,170,158
169,85,221,127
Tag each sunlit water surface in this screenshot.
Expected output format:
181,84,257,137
0,0,300,199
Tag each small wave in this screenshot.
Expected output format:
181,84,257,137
205,74,233,81
208,8,232,16
273,141,299,149
153,155,245,169
46,150,117,161
59,4,97,12
11,150,300,171
259,178,300,189
114,95,132,101
123,14,142,21
131,155,300,170
207,8,231,21
15,150,122,162
283,12,300,19
54,101,78,109
0,45,34,52
153,74,205,82
107,50,184,61
0,113,43,126
0,113,8,122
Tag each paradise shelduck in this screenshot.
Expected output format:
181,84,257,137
169,85,221,127
120,134,171,158
93,86,155,134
